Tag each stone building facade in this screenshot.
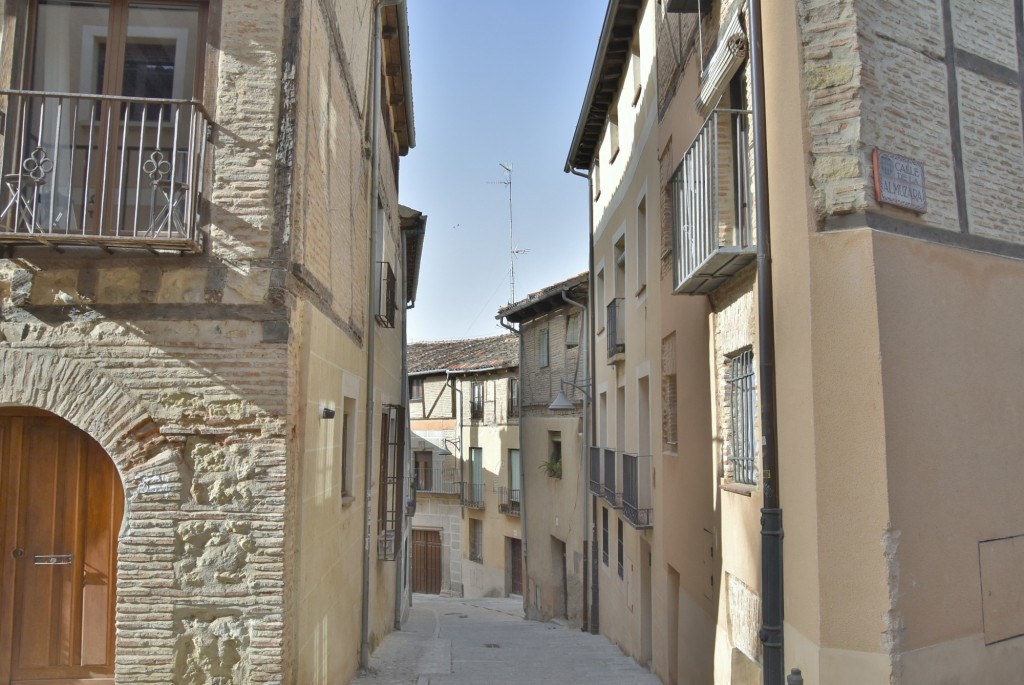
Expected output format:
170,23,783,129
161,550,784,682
566,0,1024,683
407,335,523,599
0,1,422,683
498,273,589,627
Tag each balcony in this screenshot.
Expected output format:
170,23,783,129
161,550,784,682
606,298,625,363
462,481,485,509
589,446,602,495
376,261,397,327
497,487,521,517
415,466,462,496
602,448,620,508
0,90,210,253
622,453,653,529
671,109,755,295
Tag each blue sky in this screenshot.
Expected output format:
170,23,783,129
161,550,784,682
401,0,605,342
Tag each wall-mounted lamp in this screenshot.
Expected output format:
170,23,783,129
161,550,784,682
548,379,591,411
321,407,336,420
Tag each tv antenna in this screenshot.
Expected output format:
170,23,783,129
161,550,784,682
488,162,528,303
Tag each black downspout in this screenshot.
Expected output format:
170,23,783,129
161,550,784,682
568,164,597,634
749,0,783,683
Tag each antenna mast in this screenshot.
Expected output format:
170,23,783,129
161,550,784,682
490,162,527,303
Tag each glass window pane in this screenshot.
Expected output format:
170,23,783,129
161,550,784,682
124,3,201,99
33,1,112,93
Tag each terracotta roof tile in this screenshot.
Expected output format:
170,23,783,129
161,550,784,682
408,334,518,375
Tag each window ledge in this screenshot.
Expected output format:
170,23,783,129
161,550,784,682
341,495,356,507
720,480,755,497
632,85,642,107
634,283,647,298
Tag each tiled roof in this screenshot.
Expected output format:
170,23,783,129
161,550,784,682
408,334,518,375
498,271,589,323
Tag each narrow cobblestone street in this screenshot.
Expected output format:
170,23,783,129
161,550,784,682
350,595,661,685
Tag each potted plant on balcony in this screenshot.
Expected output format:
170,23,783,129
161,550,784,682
538,459,562,479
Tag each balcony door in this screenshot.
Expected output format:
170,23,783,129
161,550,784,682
0,412,124,685
5,0,205,238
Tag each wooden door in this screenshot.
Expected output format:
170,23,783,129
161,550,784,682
0,412,123,685
411,529,441,594
509,538,523,596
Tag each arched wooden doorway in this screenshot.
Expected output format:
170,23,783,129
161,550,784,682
0,409,123,684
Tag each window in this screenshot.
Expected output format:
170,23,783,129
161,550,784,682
636,196,647,294
549,431,562,466
414,450,433,492
507,377,520,419
377,405,405,561
608,110,620,164
662,333,678,453
617,519,624,579
602,507,609,566
8,0,209,246
566,312,581,348
593,157,601,201
470,381,484,420
509,449,522,498
341,399,356,499
596,269,606,331
538,327,550,368
726,350,757,486
376,261,397,327
469,518,483,563
467,446,484,507
630,37,642,104
410,377,423,401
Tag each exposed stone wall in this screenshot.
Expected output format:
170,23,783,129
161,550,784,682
410,374,454,420
800,0,1024,247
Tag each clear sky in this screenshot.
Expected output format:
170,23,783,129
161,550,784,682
401,0,606,342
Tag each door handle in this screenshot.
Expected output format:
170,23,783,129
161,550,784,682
11,548,24,559
33,553,73,566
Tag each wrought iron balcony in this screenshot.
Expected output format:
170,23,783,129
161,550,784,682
671,109,754,295
462,481,485,509
497,486,521,517
622,453,653,529
606,298,625,362
0,90,210,252
589,446,602,495
375,261,397,327
602,448,620,508
415,466,462,496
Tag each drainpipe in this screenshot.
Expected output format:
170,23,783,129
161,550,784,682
748,0,784,683
567,165,598,634
559,290,589,632
361,0,404,670
498,316,523,607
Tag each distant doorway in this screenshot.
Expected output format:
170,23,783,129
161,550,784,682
508,538,523,596
0,410,123,684
411,529,442,594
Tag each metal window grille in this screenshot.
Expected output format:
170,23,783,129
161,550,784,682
617,519,624,579
602,508,609,566
727,350,757,485
603,448,619,507
622,453,653,529
376,261,397,327
670,109,754,294
377,404,405,561
589,446,602,495
606,298,625,359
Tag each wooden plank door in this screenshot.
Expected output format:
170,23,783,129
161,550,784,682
0,413,122,684
411,529,441,594
509,538,523,596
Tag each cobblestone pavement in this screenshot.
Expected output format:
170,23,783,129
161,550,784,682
350,594,662,685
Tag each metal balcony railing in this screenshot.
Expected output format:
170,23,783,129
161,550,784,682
507,396,519,419
606,298,625,361
671,109,754,295
0,90,210,252
622,453,653,529
603,448,620,508
415,466,462,495
497,487,521,517
589,446,602,495
463,481,485,509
